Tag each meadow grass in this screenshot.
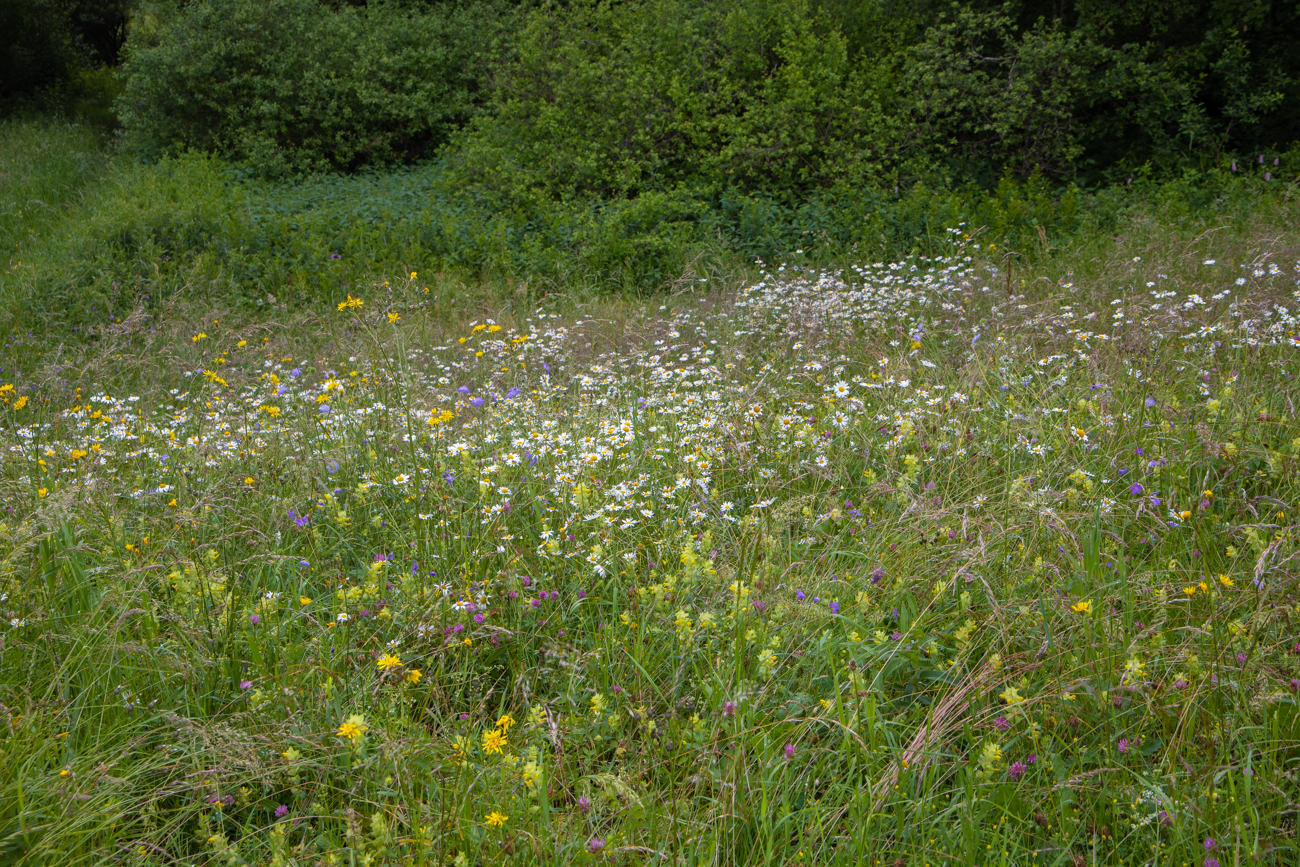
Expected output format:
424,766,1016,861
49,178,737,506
3,132,1300,866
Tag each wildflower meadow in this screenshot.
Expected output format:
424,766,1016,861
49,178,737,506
2,230,1300,867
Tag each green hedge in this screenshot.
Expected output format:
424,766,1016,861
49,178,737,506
116,0,513,176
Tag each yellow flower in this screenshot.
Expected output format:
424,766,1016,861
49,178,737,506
482,728,507,755
1218,574,1233,587
59,768,69,777
1000,686,1024,705
336,295,364,311
337,714,368,741
485,811,508,828
37,488,48,498
377,653,402,671
1183,586,1197,597
12,395,27,410
495,713,515,731
244,477,255,485
405,668,422,684
1070,600,1092,614
299,595,312,605
388,312,401,324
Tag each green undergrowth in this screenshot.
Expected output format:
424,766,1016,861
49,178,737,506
4,118,1298,343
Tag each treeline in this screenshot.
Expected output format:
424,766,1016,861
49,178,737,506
3,0,1298,319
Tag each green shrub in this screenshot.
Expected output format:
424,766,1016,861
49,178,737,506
117,0,513,176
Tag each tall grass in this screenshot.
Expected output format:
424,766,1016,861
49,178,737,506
2,191,1300,864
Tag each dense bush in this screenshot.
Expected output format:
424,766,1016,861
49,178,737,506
1,0,132,117
117,0,513,175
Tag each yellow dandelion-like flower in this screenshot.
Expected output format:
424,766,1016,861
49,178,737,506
1070,600,1092,614
337,714,368,741
13,396,27,410
406,668,422,684
485,811,507,828
1183,586,1197,597
336,295,364,311
1218,574,1233,587
482,728,507,755
388,312,401,324
377,653,402,671
495,713,515,731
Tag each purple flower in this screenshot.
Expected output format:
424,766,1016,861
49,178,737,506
783,743,796,760
578,795,592,814
871,566,884,583
1118,738,1129,754
1145,397,1157,408
1007,761,1026,781
1236,652,1247,666
992,716,1011,732
505,387,522,399
299,559,310,568
275,804,289,818
240,680,252,690
1174,679,1188,689
586,837,606,854
1204,838,1216,851
795,590,805,600
295,514,310,527
1026,753,1037,764
249,614,260,626
318,404,331,415
473,613,485,624
1159,810,1172,827
1129,483,1143,496
722,701,736,718
577,589,587,599
829,601,839,615
612,685,622,694
457,385,471,394
289,368,302,378
530,598,541,609
469,397,485,408
890,631,902,641
1204,857,1220,867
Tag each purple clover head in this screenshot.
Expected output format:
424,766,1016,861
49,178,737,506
1118,738,1130,754
577,795,592,814
240,680,252,690
992,716,1011,732
1007,760,1026,781
722,700,736,718
1204,838,1216,851
249,614,260,626
586,837,606,854
783,743,796,760
275,804,289,818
